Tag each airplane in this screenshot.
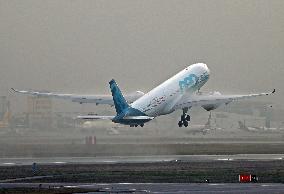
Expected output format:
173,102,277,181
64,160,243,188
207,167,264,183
238,120,284,133
238,120,259,132
185,112,223,135
82,120,122,135
13,63,275,127
172,111,223,135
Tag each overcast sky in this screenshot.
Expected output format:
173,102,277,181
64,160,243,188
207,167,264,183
0,0,283,111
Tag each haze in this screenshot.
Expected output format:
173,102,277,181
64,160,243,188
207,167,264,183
0,0,283,112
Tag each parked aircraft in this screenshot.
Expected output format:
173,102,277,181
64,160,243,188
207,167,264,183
238,120,283,133
82,120,121,135
14,63,275,127
184,112,222,135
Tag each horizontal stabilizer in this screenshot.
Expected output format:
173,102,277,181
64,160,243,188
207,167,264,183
123,116,154,120
77,115,115,120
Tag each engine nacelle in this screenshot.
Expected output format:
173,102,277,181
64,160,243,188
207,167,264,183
202,104,221,111
202,91,222,111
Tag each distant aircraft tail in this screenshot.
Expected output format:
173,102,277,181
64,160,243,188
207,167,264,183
109,79,129,115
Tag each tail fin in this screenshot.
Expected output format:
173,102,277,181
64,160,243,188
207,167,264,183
109,79,129,115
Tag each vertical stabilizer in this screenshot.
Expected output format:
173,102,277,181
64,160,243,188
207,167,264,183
109,79,129,115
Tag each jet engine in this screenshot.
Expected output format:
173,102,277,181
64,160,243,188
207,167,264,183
202,103,221,111
202,91,222,111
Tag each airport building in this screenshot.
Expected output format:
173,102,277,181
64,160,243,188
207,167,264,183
0,96,10,128
27,96,53,129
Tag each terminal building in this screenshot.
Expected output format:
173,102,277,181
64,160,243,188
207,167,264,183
0,96,10,128
27,96,53,129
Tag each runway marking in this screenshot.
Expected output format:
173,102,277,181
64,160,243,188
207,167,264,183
53,162,66,164
79,184,100,187
101,160,116,163
2,163,15,165
261,184,273,187
64,185,78,188
209,183,225,186
216,158,234,161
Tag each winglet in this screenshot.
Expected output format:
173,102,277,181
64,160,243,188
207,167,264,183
272,89,276,94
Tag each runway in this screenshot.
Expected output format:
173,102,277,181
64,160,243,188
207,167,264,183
0,154,282,166
0,156,283,191
0,183,283,193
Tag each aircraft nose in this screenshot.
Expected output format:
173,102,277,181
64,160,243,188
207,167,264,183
201,63,207,68
197,63,209,73
202,63,210,74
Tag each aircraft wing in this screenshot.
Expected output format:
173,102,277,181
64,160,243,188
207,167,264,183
123,116,154,120
11,88,144,105
174,89,275,111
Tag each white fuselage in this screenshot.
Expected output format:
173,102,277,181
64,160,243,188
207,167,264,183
131,63,210,117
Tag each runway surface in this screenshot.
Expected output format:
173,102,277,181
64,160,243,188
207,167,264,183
0,154,283,166
0,183,283,193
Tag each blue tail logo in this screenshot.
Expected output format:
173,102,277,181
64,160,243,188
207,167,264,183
109,79,129,115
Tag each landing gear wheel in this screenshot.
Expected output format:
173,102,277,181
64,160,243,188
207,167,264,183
186,115,191,121
179,108,191,127
135,124,138,127
140,124,144,127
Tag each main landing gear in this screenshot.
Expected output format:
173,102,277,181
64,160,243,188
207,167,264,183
178,108,191,127
178,114,191,127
